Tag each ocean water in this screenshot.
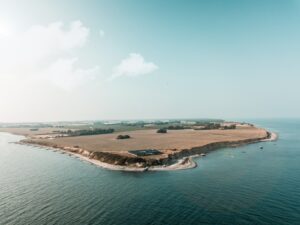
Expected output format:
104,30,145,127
0,119,300,225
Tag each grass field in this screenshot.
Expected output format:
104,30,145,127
30,126,267,153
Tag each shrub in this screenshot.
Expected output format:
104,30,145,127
157,128,167,133
117,134,131,139
223,124,236,129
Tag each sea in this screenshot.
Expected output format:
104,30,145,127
0,119,299,225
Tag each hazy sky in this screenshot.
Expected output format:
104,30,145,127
0,0,300,122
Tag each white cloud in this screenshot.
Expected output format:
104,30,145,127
0,21,98,90
0,20,13,37
112,53,158,79
99,29,105,37
42,58,99,91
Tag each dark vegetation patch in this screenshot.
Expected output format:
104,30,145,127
157,128,167,133
222,124,236,129
116,134,131,139
61,128,114,136
167,125,188,130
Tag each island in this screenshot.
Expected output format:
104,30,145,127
0,120,277,171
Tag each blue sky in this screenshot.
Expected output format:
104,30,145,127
0,0,300,122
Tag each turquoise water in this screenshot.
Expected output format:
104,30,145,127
0,119,300,225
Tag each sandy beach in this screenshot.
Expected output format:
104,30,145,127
14,140,198,171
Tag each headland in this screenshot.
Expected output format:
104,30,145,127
0,120,277,171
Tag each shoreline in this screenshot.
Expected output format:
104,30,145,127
11,131,278,172
261,131,278,142
14,141,198,172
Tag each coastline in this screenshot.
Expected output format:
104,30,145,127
14,141,198,172
11,130,278,172
261,131,278,142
